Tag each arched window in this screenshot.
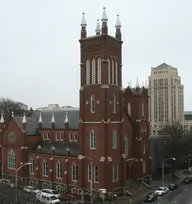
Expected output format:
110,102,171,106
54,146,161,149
86,59,90,84
72,163,78,181
143,160,146,174
42,182,49,189
128,102,131,116
112,94,116,113
29,180,35,187
94,165,99,183
29,157,35,175
142,102,144,116
112,164,115,181
124,136,128,156
90,130,96,149
56,161,62,179
108,58,111,84
90,94,95,113
112,130,117,149
88,164,92,182
8,149,16,169
91,58,96,84
42,160,48,176
97,58,101,83
56,185,63,195
111,59,115,84
115,60,118,85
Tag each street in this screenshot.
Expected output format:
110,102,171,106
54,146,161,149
139,182,192,204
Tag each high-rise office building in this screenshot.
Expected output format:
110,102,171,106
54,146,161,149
148,63,184,135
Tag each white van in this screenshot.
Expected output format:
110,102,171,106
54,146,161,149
36,192,60,204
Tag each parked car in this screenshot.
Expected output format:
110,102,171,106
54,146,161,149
64,194,81,203
0,179,15,188
41,189,60,198
24,186,40,194
183,176,192,184
144,192,157,202
36,192,60,204
155,187,169,196
168,184,178,191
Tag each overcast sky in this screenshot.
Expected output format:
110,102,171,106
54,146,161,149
0,0,191,110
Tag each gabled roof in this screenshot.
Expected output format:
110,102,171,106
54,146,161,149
26,110,79,136
28,141,80,157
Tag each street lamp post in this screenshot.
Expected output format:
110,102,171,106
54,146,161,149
78,155,93,204
162,157,175,186
0,145,3,179
15,162,32,202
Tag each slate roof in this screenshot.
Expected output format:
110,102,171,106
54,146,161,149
28,141,80,157
26,110,79,136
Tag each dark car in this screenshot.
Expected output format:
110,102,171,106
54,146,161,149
168,184,178,191
183,176,192,184
144,192,157,202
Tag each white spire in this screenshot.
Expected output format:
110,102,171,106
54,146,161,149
101,7,108,22
22,112,27,124
95,19,101,33
115,14,121,28
51,112,55,123
145,79,148,88
64,112,68,123
136,77,140,87
12,111,14,117
38,112,43,123
80,12,87,27
0,112,4,123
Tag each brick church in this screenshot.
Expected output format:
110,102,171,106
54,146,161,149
0,7,150,194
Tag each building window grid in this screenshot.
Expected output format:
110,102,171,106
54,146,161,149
29,158,35,175
86,59,90,84
42,160,48,177
94,165,99,183
112,59,115,84
72,164,78,181
46,133,49,140
56,161,63,179
97,58,101,84
91,94,96,113
69,133,73,141
108,58,111,84
74,134,78,142
60,133,63,141
8,149,16,170
115,60,118,85
112,130,117,149
43,133,46,140
55,133,59,141
91,58,96,84
90,130,96,149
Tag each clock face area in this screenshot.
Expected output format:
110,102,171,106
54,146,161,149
8,132,16,143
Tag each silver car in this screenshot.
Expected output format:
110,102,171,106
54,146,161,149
0,179,15,188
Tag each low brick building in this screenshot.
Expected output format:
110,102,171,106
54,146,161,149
0,8,151,195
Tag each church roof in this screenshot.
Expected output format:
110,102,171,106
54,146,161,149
26,110,79,136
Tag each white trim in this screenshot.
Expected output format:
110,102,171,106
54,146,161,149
78,118,124,124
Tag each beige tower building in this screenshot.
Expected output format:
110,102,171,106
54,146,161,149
148,63,184,135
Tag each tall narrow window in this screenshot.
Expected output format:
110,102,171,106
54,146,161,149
42,160,48,176
8,150,16,169
124,136,128,156
90,130,96,149
112,94,116,113
88,164,92,182
91,94,96,113
72,164,78,181
111,59,115,84
92,58,96,84
112,130,117,149
143,142,146,155
128,102,131,116
86,59,90,84
97,58,101,83
115,60,118,85
56,161,62,179
108,58,111,84
142,102,144,116
112,165,115,181
143,160,146,174
116,164,119,180
94,165,99,183
29,158,35,175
